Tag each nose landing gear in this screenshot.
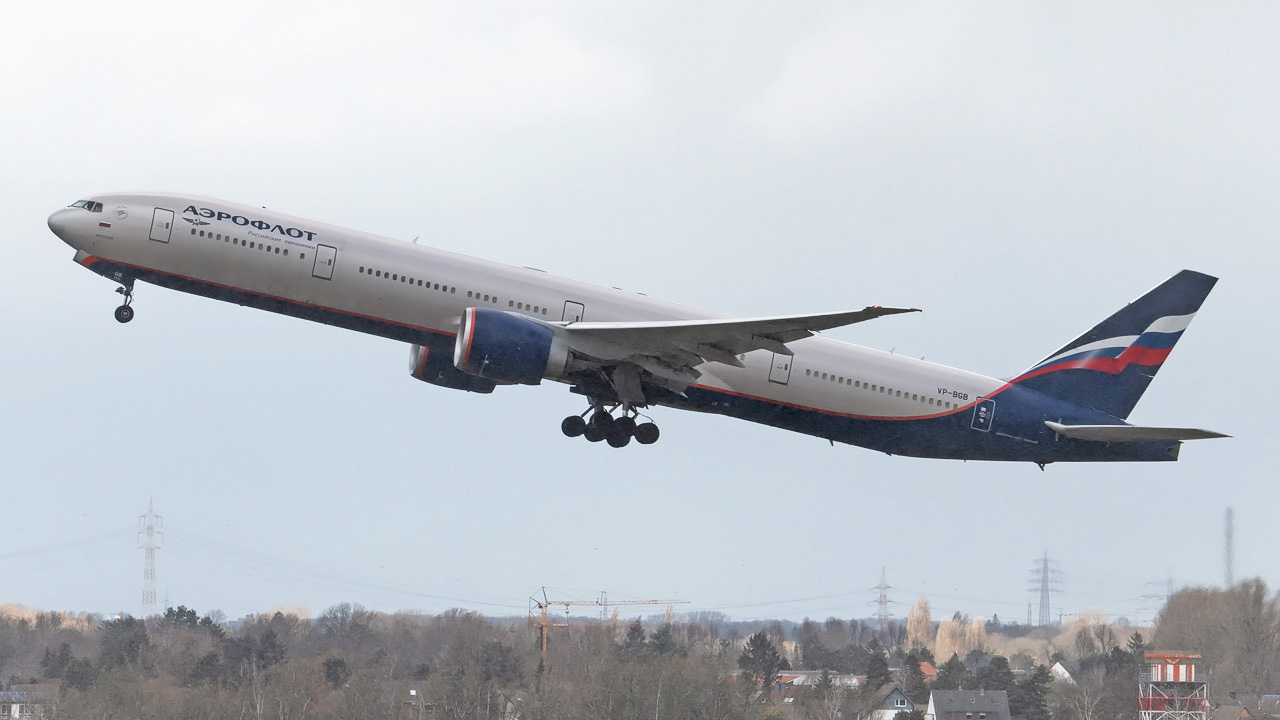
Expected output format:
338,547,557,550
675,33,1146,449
560,401,660,447
113,280,136,324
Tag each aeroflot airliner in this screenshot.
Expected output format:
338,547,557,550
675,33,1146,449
48,193,1226,465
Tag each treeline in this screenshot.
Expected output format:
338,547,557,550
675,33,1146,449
1,582,1273,720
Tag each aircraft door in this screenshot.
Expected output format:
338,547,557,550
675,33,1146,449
149,208,174,243
970,398,996,432
768,353,792,385
562,301,584,323
312,244,337,280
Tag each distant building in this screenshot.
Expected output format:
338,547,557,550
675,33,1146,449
921,661,939,684
1050,662,1074,684
869,685,915,720
0,682,59,720
925,690,1012,720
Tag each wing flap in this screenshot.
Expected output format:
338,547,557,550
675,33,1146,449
1044,421,1229,442
556,306,918,364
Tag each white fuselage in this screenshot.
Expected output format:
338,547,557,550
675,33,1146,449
49,192,1003,429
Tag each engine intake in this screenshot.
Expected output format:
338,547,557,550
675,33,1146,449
454,308,567,385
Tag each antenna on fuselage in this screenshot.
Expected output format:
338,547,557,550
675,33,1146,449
412,236,419,244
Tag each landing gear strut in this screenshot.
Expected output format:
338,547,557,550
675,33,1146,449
561,401,660,447
113,279,135,324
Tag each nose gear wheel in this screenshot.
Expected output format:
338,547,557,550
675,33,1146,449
113,279,136,323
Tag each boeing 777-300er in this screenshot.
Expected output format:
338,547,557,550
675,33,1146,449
47,193,1227,466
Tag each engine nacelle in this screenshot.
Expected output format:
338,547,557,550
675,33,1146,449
454,308,568,385
409,342,496,393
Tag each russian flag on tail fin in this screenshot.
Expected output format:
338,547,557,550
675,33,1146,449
1013,270,1217,420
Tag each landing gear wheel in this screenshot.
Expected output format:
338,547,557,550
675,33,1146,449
583,426,605,443
589,411,614,432
606,423,632,448
613,416,636,436
561,415,587,438
114,305,134,324
634,422,660,445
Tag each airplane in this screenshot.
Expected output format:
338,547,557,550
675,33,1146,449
47,192,1226,466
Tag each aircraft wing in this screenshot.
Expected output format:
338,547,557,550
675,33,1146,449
1044,421,1229,442
550,306,918,392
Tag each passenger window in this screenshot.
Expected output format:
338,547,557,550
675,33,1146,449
509,301,514,307
467,291,473,298
283,249,288,256
376,270,381,277
806,369,811,376
912,394,917,401
199,230,205,237
190,228,196,235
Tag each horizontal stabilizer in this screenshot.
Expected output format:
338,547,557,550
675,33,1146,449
1044,421,1229,442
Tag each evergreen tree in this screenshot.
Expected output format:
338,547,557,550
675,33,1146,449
738,631,789,698
901,652,930,704
1010,664,1052,720
975,655,1015,692
867,638,892,687
935,653,969,690
649,624,679,656
622,619,647,657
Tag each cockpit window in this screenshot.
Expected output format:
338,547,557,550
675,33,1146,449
69,200,104,212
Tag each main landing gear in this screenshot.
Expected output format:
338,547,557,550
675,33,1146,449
561,402,660,448
113,279,136,324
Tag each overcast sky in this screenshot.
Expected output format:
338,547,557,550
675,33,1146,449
2,2,1275,627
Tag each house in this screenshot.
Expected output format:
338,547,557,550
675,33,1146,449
777,671,863,688
1050,662,1074,684
1208,704,1253,720
925,690,1012,720
921,662,939,684
0,682,59,720
870,685,914,720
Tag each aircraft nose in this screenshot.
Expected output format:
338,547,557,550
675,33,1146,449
47,208,70,239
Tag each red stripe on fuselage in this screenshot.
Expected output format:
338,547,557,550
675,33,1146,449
80,256,454,339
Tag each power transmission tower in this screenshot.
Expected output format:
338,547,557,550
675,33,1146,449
871,567,897,637
1027,550,1061,627
138,499,163,615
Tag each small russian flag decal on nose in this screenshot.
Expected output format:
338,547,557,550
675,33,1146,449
98,221,111,228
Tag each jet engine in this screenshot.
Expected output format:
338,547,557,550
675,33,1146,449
409,342,496,393
454,308,569,384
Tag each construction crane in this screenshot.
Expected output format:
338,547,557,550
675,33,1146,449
528,587,689,655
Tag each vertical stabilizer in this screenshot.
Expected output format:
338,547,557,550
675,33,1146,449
1013,270,1217,419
